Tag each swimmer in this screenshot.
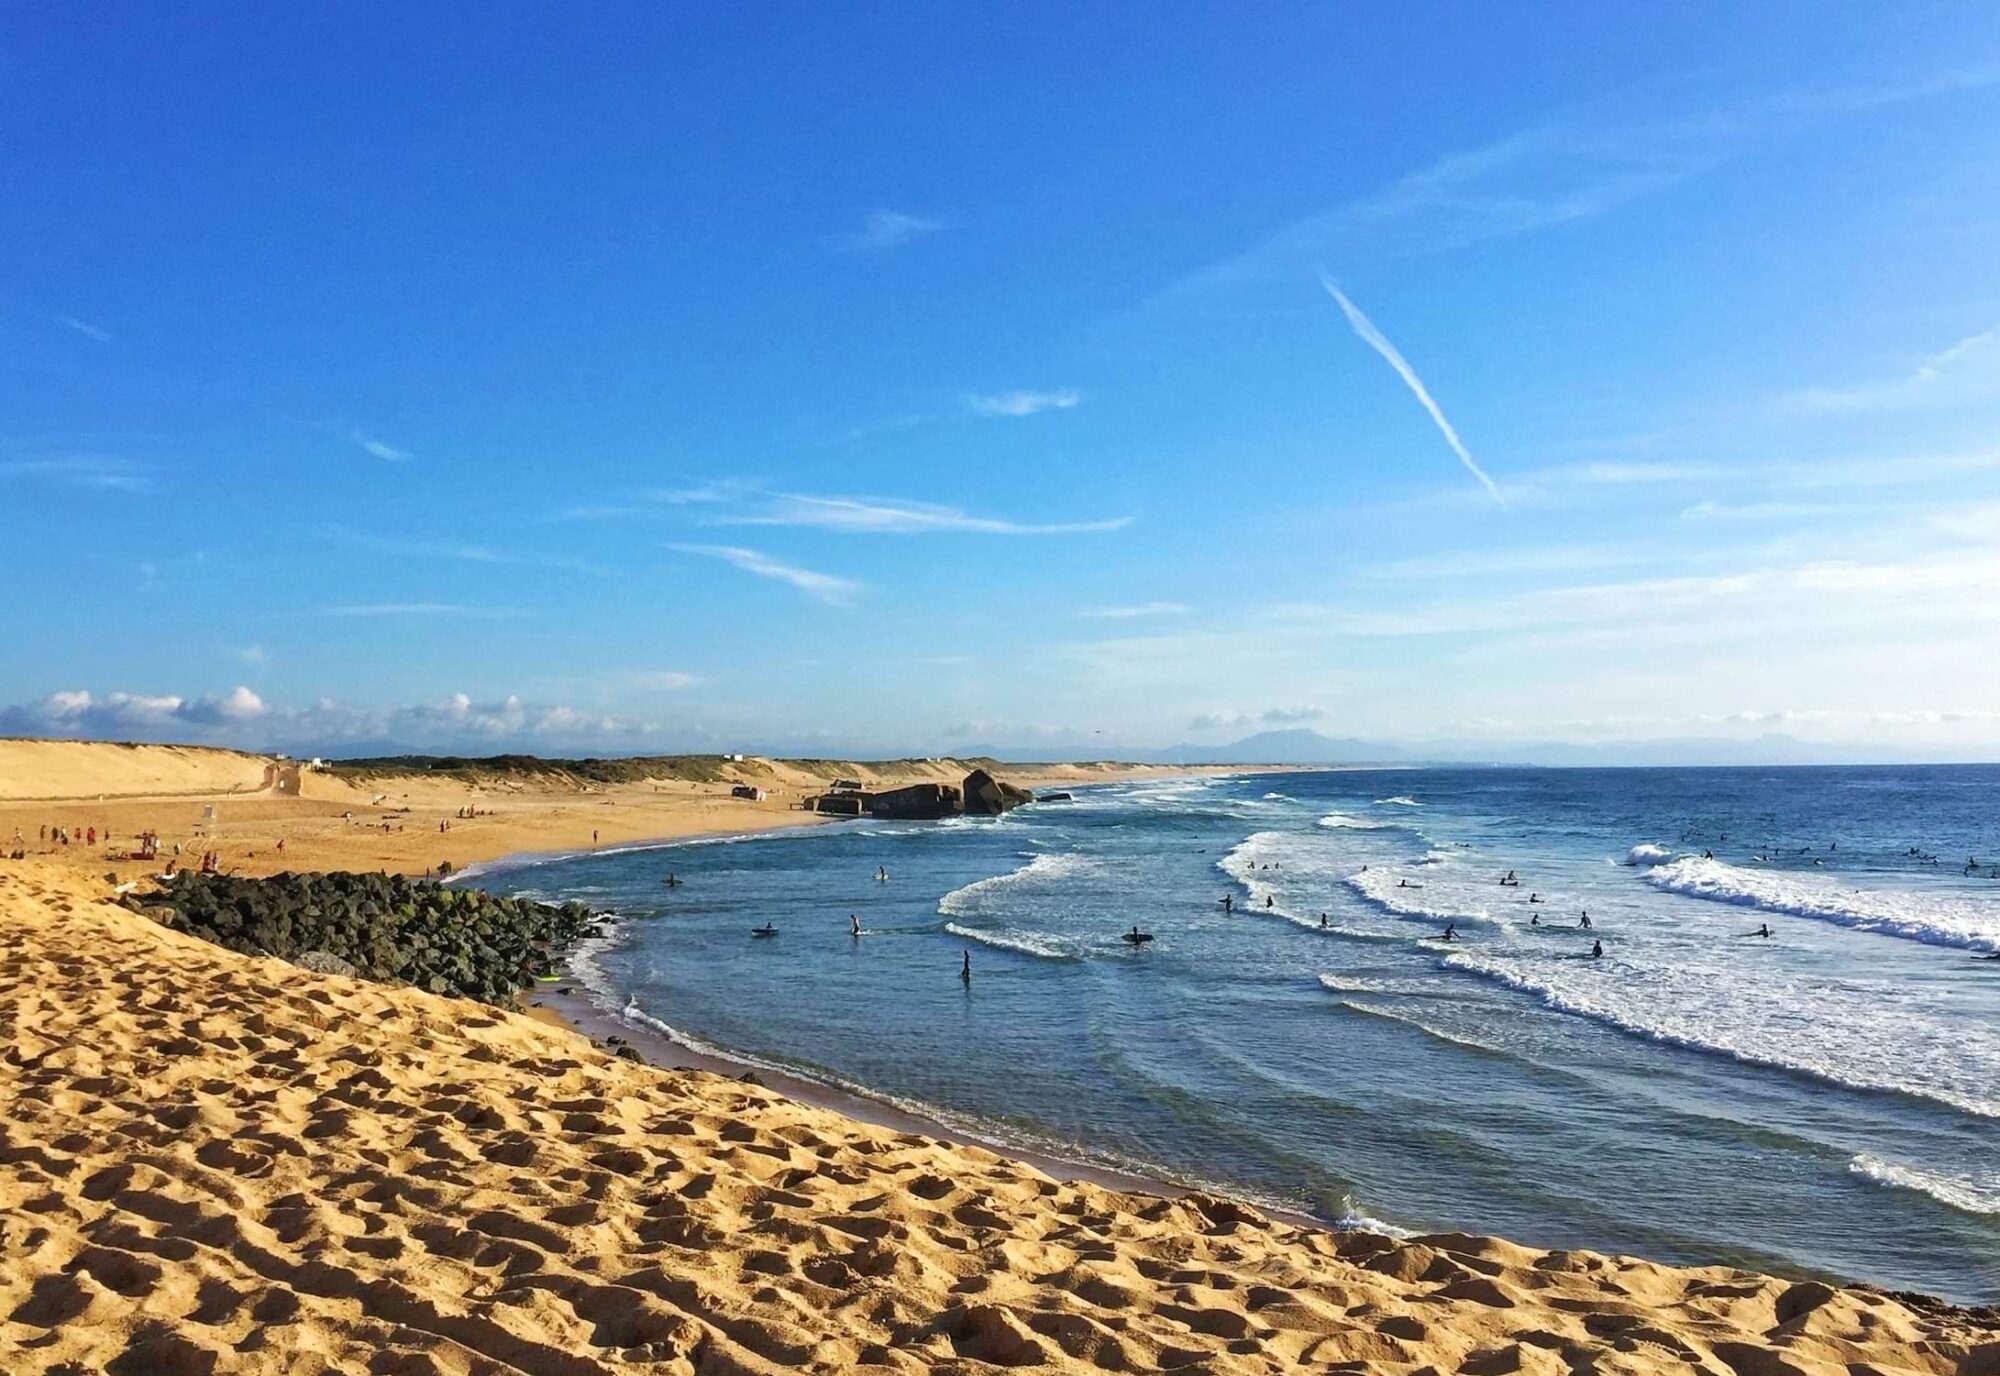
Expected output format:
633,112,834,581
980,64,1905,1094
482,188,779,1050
1590,939,1603,959
961,950,971,983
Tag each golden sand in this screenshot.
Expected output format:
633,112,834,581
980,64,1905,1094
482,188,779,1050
2,744,1995,1373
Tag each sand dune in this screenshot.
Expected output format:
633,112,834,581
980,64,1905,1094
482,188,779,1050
0,740,277,802
3,868,1994,1374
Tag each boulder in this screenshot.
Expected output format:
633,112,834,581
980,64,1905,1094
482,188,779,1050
962,769,1033,815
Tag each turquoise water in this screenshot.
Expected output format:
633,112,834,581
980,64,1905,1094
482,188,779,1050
478,766,2000,1303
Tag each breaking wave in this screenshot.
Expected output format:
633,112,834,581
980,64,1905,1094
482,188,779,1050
1645,857,2000,952
1848,1154,2000,1217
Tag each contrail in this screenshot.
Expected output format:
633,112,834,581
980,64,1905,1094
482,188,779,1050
1321,275,1503,504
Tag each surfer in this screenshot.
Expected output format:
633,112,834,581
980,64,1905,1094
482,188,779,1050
1125,925,1153,946
1319,913,1329,929
1221,894,1233,913
1530,913,1539,926
961,950,971,983
1590,939,1603,959
1265,895,1274,909
1579,912,1592,929
752,923,777,938
1528,892,1542,904
850,913,861,937
663,872,682,887
876,866,889,883
1752,923,1772,938
1703,849,1714,860
1441,923,1458,942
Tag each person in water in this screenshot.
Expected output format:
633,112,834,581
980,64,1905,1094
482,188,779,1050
1754,923,1772,938
1590,939,1603,958
850,914,861,937
876,866,889,882
1530,913,1539,926
960,950,971,982
1528,892,1541,904
1319,913,1329,929
1221,894,1233,913
1265,895,1274,909
1579,912,1592,929
1441,923,1457,942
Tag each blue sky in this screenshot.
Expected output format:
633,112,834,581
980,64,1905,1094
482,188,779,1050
5,5,2000,758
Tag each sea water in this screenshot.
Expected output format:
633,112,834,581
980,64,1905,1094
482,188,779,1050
479,766,2000,1303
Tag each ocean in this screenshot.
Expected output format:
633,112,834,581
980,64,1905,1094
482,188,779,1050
476,766,2000,1304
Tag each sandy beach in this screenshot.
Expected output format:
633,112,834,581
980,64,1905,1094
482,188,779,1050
3,743,1996,1373
0,741,1196,885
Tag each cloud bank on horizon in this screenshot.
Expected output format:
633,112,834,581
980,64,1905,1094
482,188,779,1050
5,8,1999,761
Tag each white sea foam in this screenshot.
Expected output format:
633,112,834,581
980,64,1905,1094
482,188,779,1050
1439,948,2000,1120
1318,812,1391,830
944,921,1073,960
1331,995,1509,1056
1376,796,1422,807
938,852,1094,917
1317,972,1447,997
1345,864,1497,926
1624,843,1674,866
1645,857,2000,952
1848,1154,2000,1216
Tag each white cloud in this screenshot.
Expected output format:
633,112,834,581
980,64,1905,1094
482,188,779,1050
720,492,1129,536
1160,69,2000,301
847,210,940,251
54,314,112,342
1190,705,1328,730
352,430,412,462
622,670,700,691
1780,326,2000,414
1079,602,1189,619
0,456,149,492
1323,278,1503,503
965,389,1082,418
668,543,860,604
0,686,678,752
234,645,268,666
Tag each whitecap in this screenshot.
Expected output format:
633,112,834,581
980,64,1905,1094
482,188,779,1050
943,921,1073,961
1848,1153,2000,1217
1645,857,2000,952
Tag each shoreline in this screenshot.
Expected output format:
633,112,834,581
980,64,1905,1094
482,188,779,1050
477,791,1349,1234
6,743,1997,1369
